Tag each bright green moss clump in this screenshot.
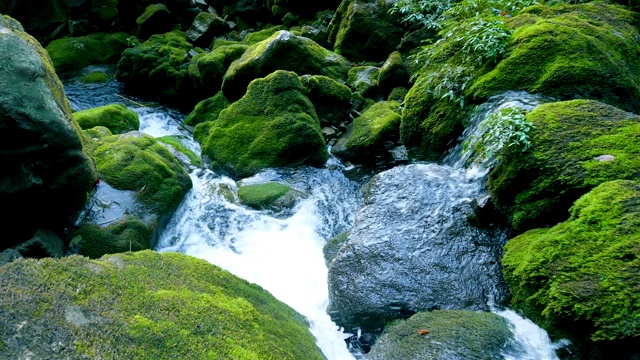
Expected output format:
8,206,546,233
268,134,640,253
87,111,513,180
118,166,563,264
184,91,231,126
189,44,248,98
367,310,512,360
197,70,328,177
470,3,640,112
157,135,201,167
93,132,192,214
75,216,151,259
0,250,325,359
243,25,286,45
502,180,640,344
488,100,640,232
45,32,132,73
73,104,139,134
238,182,302,210
343,100,401,156
78,71,110,84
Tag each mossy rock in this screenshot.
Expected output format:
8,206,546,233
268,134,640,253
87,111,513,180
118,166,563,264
502,180,640,356
136,3,174,40
45,32,132,73
242,25,286,45
400,79,469,160
221,30,351,100
300,74,353,127
84,126,113,141
347,66,380,98
469,3,640,113
78,71,111,83
488,100,640,233
323,231,348,266
378,51,409,96
238,182,305,211
187,11,230,47
0,250,326,359
184,91,231,126
388,86,408,102
367,310,512,360
116,30,196,109
189,43,248,98
266,0,341,18
91,0,119,23
333,100,401,162
93,131,192,215
196,70,329,178
74,216,151,259
73,104,140,134
157,135,201,167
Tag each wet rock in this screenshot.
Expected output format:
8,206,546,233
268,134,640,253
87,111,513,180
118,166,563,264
328,164,508,331
73,104,140,134
187,11,230,47
237,182,306,211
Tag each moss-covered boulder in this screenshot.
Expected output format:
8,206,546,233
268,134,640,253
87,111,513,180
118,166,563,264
400,79,468,160
469,3,640,113
196,70,328,177
136,3,174,40
78,71,111,83
332,100,401,162
327,0,406,62
187,11,230,47
378,51,409,96
73,104,140,134
189,43,248,98
93,131,192,215
184,91,231,126
238,182,305,211
45,32,132,73
221,30,351,100
301,74,353,127
488,100,640,233
116,30,196,109
502,180,640,357
368,310,512,360
347,66,380,98
73,216,151,259
0,250,326,359
0,17,96,250
242,25,286,45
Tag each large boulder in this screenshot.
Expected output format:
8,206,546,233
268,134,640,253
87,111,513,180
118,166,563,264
221,30,351,100
45,32,132,73
488,100,640,233
0,16,96,250
328,164,507,331
196,70,329,178
116,30,197,109
469,3,640,113
136,3,174,40
300,74,353,127
502,180,640,358
73,104,139,134
188,43,248,98
378,51,409,96
327,0,406,62
186,11,230,47
367,310,513,360
184,91,231,127
0,250,326,359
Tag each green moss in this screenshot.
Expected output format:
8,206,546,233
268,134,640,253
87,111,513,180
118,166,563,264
157,135,201,167
502,180,640,344
238,182,291,209
75,216,151,259
198,70,328,178
189,44,248,98
84,126,113,141
388,87,408,102
470,3,640,112
136,4,168,25
488,100,640,233
45,32,132,73
92,0,119,22
93,132,192,214
347,66,380,97
301,74,353,127
78,71,111,83
323,231,348,266
344,100,401,155
378,51,409,94
212,39,243,49
222,30,351,100
368,310,512,360
243,25,286,45
184,92,231,127
116,31,196,108
0,251,325,359
73,104,139,134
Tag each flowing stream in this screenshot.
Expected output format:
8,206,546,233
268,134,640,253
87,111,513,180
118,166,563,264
64,71,566,359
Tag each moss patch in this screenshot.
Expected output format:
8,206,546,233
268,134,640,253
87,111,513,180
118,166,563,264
502,180,640,345
469,3,640,113
78,71,110,83
238,182,294,210
488,100,640,233
73,104,139,134
157,135,201,167
93,132,192,215
343,100,401,156
197,70,328,178
189,43,248,98
184,91,231,127
75,216,151,259
0,250,325,359
243,25,286,45
301,74,353,127
367,310,512,360
45,32,132,73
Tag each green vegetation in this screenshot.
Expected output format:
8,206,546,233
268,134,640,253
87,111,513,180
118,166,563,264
93,132,192,214
184,92,231,126
157,135,201,167
488,100,640,233
74,216,151,259
0,251,325,359
197,70,328,178
243,25,287,45
367,310,512,360
78,71,111,84
347,66,380,97
73,104,139,134
238,182,294,210
189,44,248,98
502,180,640,343
301,75,353,127
344,100,402,156
45,32,132,73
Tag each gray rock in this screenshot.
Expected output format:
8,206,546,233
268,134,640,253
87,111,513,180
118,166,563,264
0,249,22,267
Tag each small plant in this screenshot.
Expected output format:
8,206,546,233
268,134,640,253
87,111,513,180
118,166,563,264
463,106,534,162
390,0,457,29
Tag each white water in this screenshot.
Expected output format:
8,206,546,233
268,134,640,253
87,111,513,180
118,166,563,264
497,309,571,360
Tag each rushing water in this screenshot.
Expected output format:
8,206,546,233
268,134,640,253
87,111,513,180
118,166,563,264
65,73,566,359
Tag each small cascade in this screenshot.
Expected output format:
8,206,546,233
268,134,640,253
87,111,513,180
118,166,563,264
497,309,571,360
